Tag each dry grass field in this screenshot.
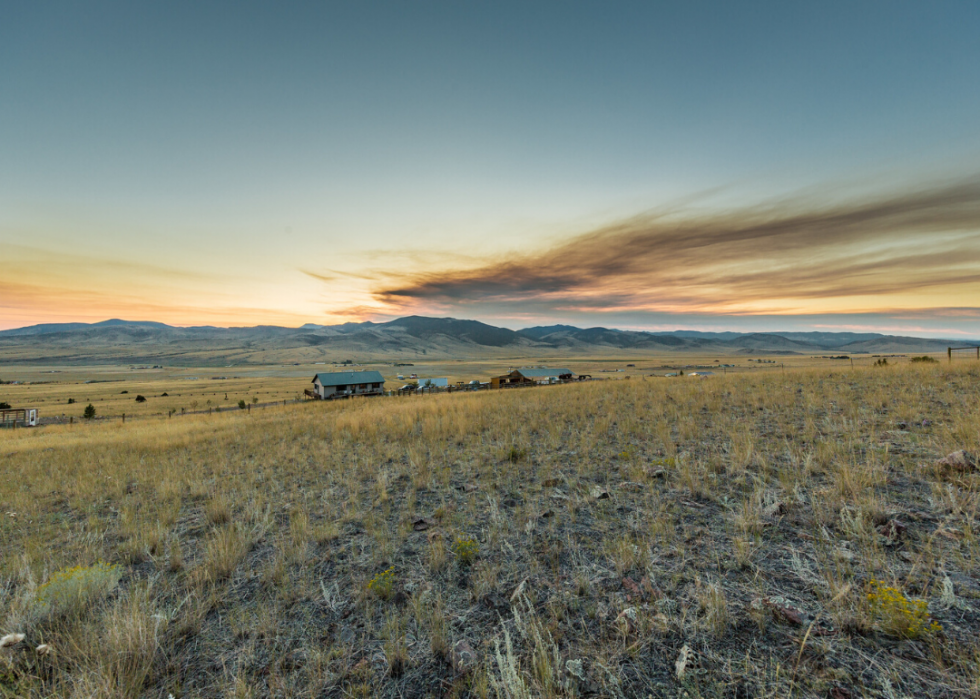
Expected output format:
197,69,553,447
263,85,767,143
1,362,978,698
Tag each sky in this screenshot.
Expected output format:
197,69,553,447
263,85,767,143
3,1,980,336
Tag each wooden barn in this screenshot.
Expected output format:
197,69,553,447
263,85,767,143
308,371,385,400
491,367,573,388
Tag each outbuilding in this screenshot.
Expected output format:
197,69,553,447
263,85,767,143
0,408,38,428
309,371,385,400
491,367,573,388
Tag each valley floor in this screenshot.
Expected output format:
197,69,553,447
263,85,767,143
1,364,979,697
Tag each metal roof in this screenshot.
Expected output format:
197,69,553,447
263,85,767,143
516,368,572,378
313,370,385,386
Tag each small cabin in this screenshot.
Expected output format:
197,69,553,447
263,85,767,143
0,408,38,428
309,371,385,400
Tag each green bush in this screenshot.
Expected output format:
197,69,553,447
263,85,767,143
34,561,122,622
238,399,247,410
83,404,96,419
452,536,479,565
911,356,938,364
367,567,395,600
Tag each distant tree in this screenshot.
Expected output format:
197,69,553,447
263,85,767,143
0,401,10,410
83,404,96,419
238,399,247,410
120,390,128,394
252,396,259,404
135,395,147,403
161,392,169,397
67,398,76,405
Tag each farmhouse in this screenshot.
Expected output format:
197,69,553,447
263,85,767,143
308,371,385,400
491,367,573,388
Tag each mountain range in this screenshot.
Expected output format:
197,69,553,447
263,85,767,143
0,316,965,366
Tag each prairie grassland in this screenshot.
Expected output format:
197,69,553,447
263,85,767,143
1,363,978,698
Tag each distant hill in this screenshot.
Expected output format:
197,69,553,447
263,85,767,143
0,316,966,365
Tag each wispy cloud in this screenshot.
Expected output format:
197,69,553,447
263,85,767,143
363,176,980,318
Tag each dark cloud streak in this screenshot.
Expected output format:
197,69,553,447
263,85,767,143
368,176,980,314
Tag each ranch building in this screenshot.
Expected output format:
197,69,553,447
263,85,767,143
309,371,385,400
491,367,573,388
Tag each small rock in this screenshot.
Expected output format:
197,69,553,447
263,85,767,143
763,502,786,518
675,644,692,680
590,486,610,500
412,518,434,531
876,519,907,540
936,450,977,473
539,509,555,519
565,658,585,680
451,639,478,674
617,607,638,622
616,607,638,633
762,596,804,626
0,633,25,648
896,421,908,430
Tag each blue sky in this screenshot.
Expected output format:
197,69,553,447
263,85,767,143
3,1,980,335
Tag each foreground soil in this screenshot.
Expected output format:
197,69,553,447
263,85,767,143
1,364,978,698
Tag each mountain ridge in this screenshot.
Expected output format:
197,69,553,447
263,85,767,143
0,316,967,366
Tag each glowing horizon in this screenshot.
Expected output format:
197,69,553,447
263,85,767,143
3,3,980,337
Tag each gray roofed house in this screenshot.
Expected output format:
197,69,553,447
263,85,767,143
310,370,385,400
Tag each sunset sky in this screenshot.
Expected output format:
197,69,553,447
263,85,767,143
3,2,980,336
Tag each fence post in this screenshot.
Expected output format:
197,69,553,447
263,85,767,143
948,347,952,363
122,413,125,423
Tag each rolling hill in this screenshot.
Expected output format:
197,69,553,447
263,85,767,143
0,316,963,365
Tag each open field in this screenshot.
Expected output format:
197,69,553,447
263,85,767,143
1,362,979,697
0,352,954,423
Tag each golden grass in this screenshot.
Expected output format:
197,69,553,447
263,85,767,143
0,362,978,696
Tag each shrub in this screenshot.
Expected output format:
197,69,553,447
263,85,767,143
67,398,76,404
368,567,395,600
452,536,479,565
505,446,527,463
34,562,122,622
135,395,147,403
238,400,247,410
0,401,10,410
867,579,940,638
874,358,889,367
83,404,96,419
911,356,938,364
